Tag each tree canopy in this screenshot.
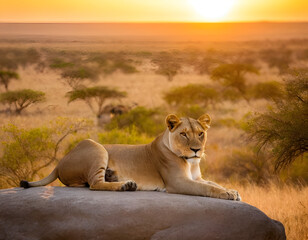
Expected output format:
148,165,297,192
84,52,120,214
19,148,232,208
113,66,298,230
211,63,259,100
0,89,46,114
66,86,126,118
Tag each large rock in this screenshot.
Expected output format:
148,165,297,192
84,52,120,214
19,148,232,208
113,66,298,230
0,187,285,240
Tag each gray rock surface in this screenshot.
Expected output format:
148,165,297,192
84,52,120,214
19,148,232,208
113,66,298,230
0,187,285,240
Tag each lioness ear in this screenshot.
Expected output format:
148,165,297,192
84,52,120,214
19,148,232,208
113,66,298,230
165,114,181,132
198,114,211,129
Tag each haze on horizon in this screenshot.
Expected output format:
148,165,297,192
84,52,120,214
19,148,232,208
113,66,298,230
1,0,308,23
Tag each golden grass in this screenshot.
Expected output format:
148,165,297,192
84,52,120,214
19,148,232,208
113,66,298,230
232,183,308,240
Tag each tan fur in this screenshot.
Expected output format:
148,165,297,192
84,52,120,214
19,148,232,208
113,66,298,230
23,114,241,201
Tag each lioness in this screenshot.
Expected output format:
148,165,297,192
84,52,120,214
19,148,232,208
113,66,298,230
20,114,241,201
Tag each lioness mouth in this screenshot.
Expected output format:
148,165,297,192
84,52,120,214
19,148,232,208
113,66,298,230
183,156,199,160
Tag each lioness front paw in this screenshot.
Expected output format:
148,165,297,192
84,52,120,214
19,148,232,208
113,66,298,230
219,189,241,201
121,181,137,191
229,189,241,201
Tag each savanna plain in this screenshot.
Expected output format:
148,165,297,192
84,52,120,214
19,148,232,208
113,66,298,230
0,25,307,239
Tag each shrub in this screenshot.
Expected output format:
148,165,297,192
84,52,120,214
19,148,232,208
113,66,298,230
0,118,91,187
49,58,75,69
0,70,19,91
152,52,182,81
259,48,292,74
194,56,219,75
112,60,138,74
0,48,41,70
66,86,126,118
211,63,259,101
220,147,274,185
98,127,153,145
221,88,243,102
0,89,46,114
245,70,308,170
296,48,308,61
88,54,138,76
279,155,308,183
164,84,220,108
105,106,165,136
249,81,284,101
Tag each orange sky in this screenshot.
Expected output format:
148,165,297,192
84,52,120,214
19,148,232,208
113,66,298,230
0,0,307,22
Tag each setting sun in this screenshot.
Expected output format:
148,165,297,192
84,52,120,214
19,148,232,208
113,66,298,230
189,0,236,21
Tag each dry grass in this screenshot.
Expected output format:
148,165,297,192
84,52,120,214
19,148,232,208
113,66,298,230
232,183,308,240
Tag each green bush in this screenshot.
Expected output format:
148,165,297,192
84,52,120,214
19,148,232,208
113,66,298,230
112,60,138,74
164,84,220,108
0,117,91,187
245,70,308,170
49,58,75,69
98,127,153,145
279,155,308,183
249,81,284,101
105,106,165,136
219,147,274,185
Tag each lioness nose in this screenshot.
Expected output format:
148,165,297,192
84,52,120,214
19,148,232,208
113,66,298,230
190,148,200,153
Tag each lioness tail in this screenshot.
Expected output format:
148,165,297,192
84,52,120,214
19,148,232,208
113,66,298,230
20,168,58,188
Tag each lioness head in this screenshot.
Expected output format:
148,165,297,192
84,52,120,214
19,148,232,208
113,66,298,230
165,114,211,164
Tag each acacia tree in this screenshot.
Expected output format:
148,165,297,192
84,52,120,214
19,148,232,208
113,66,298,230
0,70,19,91
194,56,220,75
259,48,292,74
152,53,182,81
245,70,308,170
66,86,126,118
0,89,46,114
211,63,259,101
0,118,91,187
61,67,100,89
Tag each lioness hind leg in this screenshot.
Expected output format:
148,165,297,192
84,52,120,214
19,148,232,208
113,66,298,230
90,180,137,191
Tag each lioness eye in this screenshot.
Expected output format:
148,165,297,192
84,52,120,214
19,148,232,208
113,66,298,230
199,132,204,137
180,132,187,138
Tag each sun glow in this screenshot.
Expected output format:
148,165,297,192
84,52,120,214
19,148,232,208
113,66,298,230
189,0,236,22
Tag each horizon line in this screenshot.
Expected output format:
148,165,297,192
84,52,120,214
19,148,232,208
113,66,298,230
1,20,308,24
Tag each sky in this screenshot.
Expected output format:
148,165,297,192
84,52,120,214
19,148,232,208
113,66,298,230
0,0,307,23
